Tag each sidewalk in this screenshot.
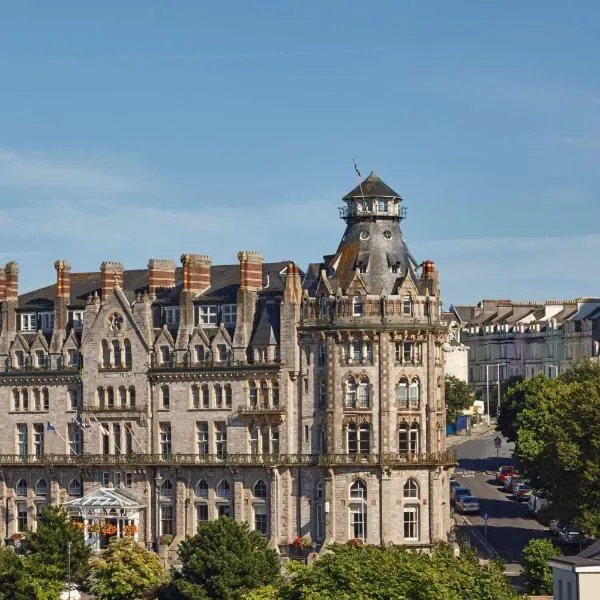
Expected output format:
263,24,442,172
446,420,494,447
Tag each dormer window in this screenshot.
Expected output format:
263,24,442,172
40,313,54,332
198,305,217,326
19,313,36,332
222,304,237,326
402,296,413,315
356,263,367,274
352,296,363,317
69,311,84,330
378,199,387,213
165,307,180,326
390,264,399,274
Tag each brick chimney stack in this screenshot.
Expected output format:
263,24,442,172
283,261,302,303
181,254,211,294
4,262,19,301
147,259,176,298
55,260,71,299
238,251,263,291
51,260,71,354
0,269,5,301
100,261,124,300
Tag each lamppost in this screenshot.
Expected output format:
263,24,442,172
67,540,72,600
485,363,507,423
154,471,164,552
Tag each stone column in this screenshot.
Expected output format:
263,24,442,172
233,479,244,521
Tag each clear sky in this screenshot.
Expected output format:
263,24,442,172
1,1,599,306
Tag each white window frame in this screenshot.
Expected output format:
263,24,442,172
198,305,218,325
352,296,363,317
20,313,37,332
70,310,84,331
164,307,180,326
40,312,54,332
403,505,419,540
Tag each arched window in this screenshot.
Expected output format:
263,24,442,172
349,479,367,540
409,378,420,409
12,388,20,411
36,350,46,368
399,421,409,454
410,422,419,454
107,386,115,408
161,385,170,410
346,377,357,408
224,384,232,408
35,478,48,497
253,480,267,499
124,339,132,368
195,345,205,364
119,386,127,408
42,388,49,411
397,377,409,409
357,376,370,408
68,479,82,497
217,480,231,500
195,479,208,499
248,381,257,408
97,386,105,408
101,340,110,368
403,479,419,499
352,295,363,317
201,384,210,409
15,478,27,497
22,389,29,411
112,340,121,367
129,386,136,407
316,480,324,500
271,380,279,408
259,380,269,407
33,388,41,411
191,385,200,409
271,425,280,455
160,479,174,497
215,384,223,408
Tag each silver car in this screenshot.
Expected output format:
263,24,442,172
456,495,480,514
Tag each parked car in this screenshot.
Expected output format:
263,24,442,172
504,476,523,493
455,495,480,514
496,465,517,485
450,478,461,496
528,490,550,515
558,525,583,546
512,483,532,501
451,486,472,505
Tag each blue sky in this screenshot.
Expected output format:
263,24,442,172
1,1,599,306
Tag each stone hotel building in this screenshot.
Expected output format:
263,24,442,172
0,173,454,557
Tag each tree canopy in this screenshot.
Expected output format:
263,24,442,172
172,517,280,600
521,538,559,595
243,543,519,600
444,375,475,424
0,547,62,600
89,536,168,600
497,362,600,535
22,505,91,584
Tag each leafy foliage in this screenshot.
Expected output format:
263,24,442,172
243,543,520,600
89,536,168,600
0,546,62,600
172,517,280,600
22,505,91,584
521,538,559,595
444,375,475,424
498,362,600,536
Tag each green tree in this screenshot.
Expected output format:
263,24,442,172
445,375,475,424
521,538,559,595
89,536,168,600
244,543,519,600
0,547,62,600
173,517,280,600
22,505,91,584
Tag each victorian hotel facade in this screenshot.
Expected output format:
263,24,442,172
0,173,454,558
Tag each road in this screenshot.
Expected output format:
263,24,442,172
451,430,547,579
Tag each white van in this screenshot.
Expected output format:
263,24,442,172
528,490,549,515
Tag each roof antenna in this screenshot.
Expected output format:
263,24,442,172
353,158,366,205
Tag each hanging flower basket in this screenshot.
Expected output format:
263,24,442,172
292,535,311,550
70,521,84,531
101,524,117,536
10,532,23,541
347,538,364,548
88,523,102,534
123,524,138,536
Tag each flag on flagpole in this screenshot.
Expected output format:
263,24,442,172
124,422,133,434
73,417,84,429
353,158,362,179
98,422,109,436
47,422,56,432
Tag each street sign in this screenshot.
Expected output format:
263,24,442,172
494,436,502,449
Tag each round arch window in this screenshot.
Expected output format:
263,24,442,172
383,230,392,240
359,230,370,240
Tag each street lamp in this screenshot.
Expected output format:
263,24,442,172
67,540,72,600
154,471,165,552
485,363,507,423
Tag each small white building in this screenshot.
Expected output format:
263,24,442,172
549,553,600,600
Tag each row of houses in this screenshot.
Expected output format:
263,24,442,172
446,298,600,411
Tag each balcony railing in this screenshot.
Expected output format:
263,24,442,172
150,356,282,372
83,404,147,414
236,405,286,416
0,451,456,468
98,363,132,372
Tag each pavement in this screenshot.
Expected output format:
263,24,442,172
446,420,493,447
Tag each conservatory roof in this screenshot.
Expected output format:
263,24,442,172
62,487,143,509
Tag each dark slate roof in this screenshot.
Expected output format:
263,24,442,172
17,262,291,310
250,301,280,346
578,539,600,559
450,305,477,323
343,172,403,200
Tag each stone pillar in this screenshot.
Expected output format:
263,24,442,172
269,468,279,543
233,480,244,521
175,480,186,540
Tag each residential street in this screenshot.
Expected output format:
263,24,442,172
450,429,548,581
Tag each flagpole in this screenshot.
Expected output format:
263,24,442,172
125,422,147,453
352,158,366,208
48,423,79,456
90,413,124,455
